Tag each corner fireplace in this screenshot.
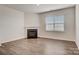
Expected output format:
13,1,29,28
27,29,37,39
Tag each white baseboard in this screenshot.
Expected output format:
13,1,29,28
1,36,25,44
38,36,75,42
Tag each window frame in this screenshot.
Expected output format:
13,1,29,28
45,15,64,32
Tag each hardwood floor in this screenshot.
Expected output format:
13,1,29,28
0,38,79,55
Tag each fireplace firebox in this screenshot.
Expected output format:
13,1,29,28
27,29,37,39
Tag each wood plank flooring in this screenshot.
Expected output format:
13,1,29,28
0,38,79,55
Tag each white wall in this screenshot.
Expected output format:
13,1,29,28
0,5,24,44
39,7,75,41
24,13,39,27
76,5,79,49
24,13,39,38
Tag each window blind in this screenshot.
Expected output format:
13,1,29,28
45,15,64,32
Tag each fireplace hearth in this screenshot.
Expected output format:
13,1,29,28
27,29,37,39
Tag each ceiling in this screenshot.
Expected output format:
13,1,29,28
3,4,75,13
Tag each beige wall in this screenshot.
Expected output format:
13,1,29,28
39,7,75,41
24,13,39,38
0,5,24,44
24,13,39,27
76,5,79,48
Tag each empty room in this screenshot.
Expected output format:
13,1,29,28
0,4,79,55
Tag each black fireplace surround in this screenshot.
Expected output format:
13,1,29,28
27,29,38,39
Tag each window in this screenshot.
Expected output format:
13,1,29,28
45,15,64,32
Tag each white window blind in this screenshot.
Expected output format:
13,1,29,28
45,15,64,31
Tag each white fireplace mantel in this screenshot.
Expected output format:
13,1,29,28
24,26,39,29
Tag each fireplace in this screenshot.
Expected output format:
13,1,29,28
27,29,37,39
